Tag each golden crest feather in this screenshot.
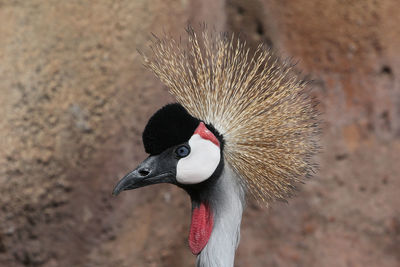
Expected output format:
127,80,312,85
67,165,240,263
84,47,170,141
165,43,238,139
142,28,319,204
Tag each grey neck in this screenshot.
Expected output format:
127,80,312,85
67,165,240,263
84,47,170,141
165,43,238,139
196,164,246,267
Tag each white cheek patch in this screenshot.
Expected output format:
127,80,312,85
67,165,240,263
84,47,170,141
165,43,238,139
176,134,221,184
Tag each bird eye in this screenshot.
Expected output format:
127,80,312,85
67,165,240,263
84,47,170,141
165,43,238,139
175,145,190,158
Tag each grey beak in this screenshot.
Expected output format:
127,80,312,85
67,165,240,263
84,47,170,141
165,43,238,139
112,154,176,196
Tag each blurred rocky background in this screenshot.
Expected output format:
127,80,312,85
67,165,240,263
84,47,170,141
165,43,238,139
0,0,399,266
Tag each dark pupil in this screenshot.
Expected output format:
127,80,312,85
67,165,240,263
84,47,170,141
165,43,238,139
176,145,190,158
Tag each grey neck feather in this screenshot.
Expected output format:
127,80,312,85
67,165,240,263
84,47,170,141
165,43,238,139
196,164,246,267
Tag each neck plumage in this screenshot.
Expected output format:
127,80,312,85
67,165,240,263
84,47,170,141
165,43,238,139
195,164,246,267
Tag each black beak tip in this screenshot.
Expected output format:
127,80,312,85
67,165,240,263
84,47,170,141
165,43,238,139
112,184,123,196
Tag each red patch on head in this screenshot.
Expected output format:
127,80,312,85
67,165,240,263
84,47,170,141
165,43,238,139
189,202,214,255
194,122,220,147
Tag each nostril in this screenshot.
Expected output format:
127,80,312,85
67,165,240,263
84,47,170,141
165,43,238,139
138,168,150,177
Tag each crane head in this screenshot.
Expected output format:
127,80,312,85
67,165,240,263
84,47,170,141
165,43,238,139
112,103,223,195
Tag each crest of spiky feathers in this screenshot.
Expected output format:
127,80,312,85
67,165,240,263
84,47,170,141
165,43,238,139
142,29,319,204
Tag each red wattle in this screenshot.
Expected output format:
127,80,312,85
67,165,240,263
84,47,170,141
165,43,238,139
189,202,214,255
194,122,220,147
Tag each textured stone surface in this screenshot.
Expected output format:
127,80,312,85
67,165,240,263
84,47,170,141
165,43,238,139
0,0,399,266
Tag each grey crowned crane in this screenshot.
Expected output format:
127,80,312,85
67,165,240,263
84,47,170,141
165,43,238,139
112,29,319,267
